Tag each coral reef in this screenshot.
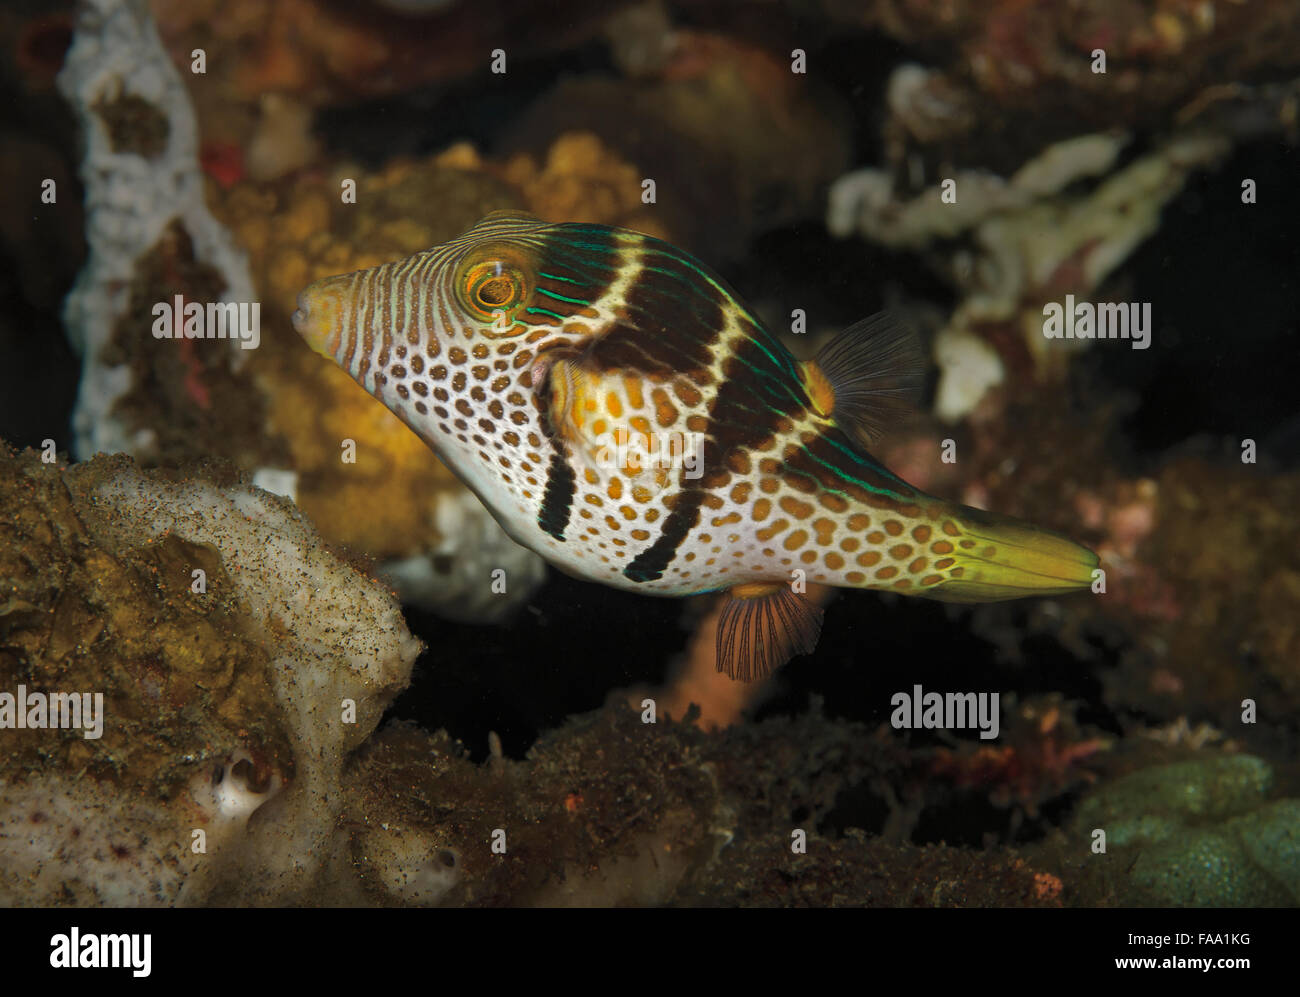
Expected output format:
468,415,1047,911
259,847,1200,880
3,0,1295,910
830,127,1232,411
54,0,552,621
926,695,1110,824
0,461,1081,909
0,441,1292,907
0,447,419,905
1074,755,1300,906
57,0,259,460
489,132,669,235
503,30,851,260
822,0,1300,168
1098,459,1300,725
149,1,848,263
914,386,1300,731
151,0,618,107
345,705,1071,906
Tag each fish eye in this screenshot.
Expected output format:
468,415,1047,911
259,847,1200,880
461,255,528,319
474,272,515,307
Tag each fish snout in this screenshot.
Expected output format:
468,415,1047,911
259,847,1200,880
290,294,308,336
291,278,347,360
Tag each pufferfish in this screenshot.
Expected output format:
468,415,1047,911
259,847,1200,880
293,210,1098,680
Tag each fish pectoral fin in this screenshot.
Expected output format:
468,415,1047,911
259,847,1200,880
715,583,824,682
537,354,580,435
534,353,584,439
805,310,926,447
534,354,618,482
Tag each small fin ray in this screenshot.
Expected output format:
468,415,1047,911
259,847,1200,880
716,584,824,682
812,311,925,446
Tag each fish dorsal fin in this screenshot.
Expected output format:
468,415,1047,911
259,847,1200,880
482,208,540,223
803,311,926,447
716,583,824,682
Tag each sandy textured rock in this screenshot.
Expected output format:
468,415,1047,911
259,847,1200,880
0,448,420,905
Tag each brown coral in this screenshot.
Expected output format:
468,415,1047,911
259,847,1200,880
0,447,293,799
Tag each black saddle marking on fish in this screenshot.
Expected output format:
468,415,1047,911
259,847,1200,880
581,245,729,381
534,225,622,316
790,426,921,504
624,321,810,583
624,507,698,582
534,356,577,542
616,258,730,583
538,450,576,541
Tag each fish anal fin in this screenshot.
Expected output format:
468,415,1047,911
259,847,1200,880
715,583,824,682
810,310,926,446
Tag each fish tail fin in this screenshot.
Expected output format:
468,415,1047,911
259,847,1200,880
922,505,1099,602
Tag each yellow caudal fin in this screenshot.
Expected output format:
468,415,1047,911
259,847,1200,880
922,506,1099,603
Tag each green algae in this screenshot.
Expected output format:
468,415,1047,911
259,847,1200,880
1075,755,1298,906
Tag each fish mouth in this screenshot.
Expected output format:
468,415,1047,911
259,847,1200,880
291,283,343,359
290,296,307,336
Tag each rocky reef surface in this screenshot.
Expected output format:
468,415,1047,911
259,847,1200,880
0,447,419,904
